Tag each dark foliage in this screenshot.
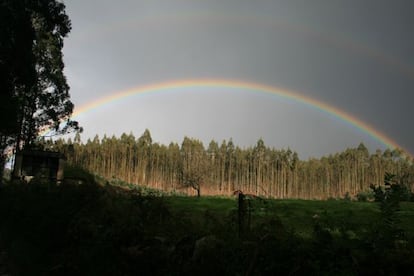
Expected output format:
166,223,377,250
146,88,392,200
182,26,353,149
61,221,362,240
1,173,414,275
1,0,81,183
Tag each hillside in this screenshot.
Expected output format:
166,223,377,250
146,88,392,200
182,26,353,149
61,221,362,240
1,171,414,275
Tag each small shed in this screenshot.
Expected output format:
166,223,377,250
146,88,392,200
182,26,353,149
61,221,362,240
13,150,65,183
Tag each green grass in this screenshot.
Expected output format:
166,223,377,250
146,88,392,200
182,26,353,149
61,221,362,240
269,200,380,237
166,196,235,213
165,196,414,239
399,202,414,236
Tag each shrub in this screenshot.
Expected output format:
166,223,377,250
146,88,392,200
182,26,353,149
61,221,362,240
369,173,406,248
356,190,374,202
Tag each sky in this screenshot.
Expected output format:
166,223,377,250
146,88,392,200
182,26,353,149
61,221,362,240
61,0,414,159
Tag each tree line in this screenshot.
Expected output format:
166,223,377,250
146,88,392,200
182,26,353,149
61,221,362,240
46,129,414,199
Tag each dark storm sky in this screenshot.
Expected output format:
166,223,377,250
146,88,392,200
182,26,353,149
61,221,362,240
62,0,414,159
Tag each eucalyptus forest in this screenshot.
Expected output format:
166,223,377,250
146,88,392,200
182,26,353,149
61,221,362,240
47,129,414,199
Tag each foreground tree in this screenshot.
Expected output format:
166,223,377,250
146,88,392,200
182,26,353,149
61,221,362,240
179,137,208,197
0,0,79,180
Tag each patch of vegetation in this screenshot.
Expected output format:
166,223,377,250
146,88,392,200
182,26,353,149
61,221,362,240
1,173,414,275
62,165,98,188
356,190,375,202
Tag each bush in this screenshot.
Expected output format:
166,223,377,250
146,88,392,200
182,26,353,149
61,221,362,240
371,182,412,203
356,190,374,202
393,184,412,202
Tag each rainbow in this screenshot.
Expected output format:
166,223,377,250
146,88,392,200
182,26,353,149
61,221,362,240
65,79,407,155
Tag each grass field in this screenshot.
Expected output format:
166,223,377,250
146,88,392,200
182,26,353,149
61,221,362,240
165,196,414,239
1,176,414,275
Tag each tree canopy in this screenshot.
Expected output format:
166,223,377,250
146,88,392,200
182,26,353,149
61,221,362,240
0,0,79,150
1,0,79,177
